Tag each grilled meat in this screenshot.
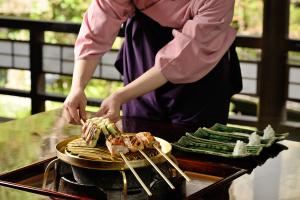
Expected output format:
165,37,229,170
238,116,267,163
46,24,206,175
123,135,145,152
81,117,160,157
136,132,160,148
105,135,129,157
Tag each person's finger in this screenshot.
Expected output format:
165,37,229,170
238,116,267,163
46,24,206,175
79,103,87,121
103,112,119,123
62,107,72,123
67,104,80,124
95,106,107,117
109,116,120,123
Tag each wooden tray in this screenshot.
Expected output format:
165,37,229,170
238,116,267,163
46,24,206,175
0,157,246,200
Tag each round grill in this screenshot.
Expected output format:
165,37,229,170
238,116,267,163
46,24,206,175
56,136,172,170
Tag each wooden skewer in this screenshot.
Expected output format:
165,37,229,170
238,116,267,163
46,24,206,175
139,150,175,189
154,146,191,182
80,119,85,125
119,152,152,196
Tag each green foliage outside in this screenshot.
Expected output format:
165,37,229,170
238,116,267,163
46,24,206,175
290,1,300,39
45,75,123,113
233,0,263,36
30,0,89,22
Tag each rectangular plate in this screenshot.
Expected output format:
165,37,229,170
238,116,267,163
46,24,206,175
173,123,289,158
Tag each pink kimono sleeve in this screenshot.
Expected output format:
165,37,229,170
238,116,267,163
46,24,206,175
74,0,134,60
154,0,237,84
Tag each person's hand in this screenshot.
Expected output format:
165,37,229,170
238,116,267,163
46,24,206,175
63,88,87,124
95,93,122,123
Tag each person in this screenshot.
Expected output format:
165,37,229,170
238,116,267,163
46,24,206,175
63,0,242,127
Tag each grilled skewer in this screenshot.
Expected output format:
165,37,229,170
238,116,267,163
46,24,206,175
119,152,152,196
121,134,175,189
154,146,191,182
80,117,189,183
135,132,190,182
106,135,129,157
80,119,95,140
81,117,122,147
139,149,175,189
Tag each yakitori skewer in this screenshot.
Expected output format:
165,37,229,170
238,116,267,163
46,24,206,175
139,150,175,189
154,146,191,182
80,119,98,144
119,152,152,196
80,118,188,186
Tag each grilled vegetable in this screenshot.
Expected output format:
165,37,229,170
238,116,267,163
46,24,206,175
106,123,121,136
192,128,250,143
82,117,122,146
210,123,262,135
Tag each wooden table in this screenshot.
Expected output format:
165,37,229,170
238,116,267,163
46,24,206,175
0,109,298,199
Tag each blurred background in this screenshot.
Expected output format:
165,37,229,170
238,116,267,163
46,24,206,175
0,0,299,137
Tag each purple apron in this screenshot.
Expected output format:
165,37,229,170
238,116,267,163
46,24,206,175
115,11,242,127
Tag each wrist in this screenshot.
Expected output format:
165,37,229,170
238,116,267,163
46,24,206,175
70,83,85,93
113,88,129,104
